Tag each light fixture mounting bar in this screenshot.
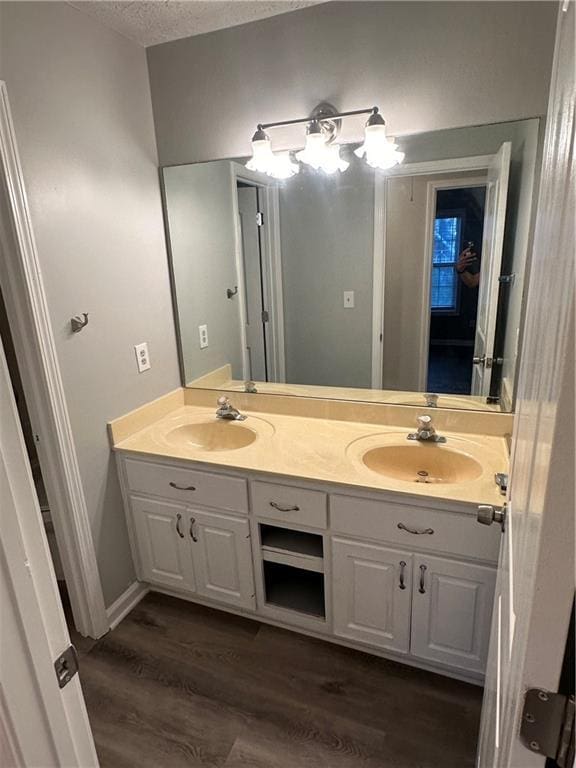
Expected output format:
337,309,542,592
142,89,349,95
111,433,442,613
258,106,378,131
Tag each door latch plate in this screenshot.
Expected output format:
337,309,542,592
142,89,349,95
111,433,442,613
521,689,575,766
54,645,79,689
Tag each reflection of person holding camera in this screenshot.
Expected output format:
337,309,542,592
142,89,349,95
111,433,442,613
456,243,480,288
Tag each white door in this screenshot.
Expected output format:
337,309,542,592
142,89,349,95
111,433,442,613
411,555,496,674
131,496,196,593
237,185,268,381
0,336,98,766
471,142,511,396
477,5,575,766
332,538,413,653
189,508,256,610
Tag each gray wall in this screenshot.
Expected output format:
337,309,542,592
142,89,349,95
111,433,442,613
0,2,180,606
163,162,244,384
280,161,374,387
147,1,556,166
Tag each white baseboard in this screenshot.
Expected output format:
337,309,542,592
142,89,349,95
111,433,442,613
106,581,149,631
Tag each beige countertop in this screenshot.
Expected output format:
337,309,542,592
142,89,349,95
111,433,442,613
111,403,509,508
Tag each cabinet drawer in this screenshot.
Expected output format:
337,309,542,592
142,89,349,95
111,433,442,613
124,458,248,513
251,481,327,529
330,495,500,562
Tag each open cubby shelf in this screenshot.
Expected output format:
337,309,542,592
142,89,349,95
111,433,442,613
260,524,324,558
263,561,326,619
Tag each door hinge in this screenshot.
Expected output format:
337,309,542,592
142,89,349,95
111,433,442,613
498,273,516,285
256,211,264,227
54,645,79,689
261,310,269,323
521,689,575,766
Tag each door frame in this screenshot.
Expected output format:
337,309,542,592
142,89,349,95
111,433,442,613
231,163,286,383
419,175,488,391
371,154,494,389
0,81,108,638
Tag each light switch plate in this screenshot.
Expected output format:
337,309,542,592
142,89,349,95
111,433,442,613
343,290,355,308
134,342,151,373
199,324,209,349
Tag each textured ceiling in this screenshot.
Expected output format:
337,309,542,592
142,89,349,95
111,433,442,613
69,1,324,47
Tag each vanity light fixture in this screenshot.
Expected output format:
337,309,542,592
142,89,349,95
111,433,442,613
354,109,405,170
246,104,403,178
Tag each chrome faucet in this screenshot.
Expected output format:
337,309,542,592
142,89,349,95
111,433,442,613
424,393,439,408
216,396,247,421
407,415,446,443
244,380,258,394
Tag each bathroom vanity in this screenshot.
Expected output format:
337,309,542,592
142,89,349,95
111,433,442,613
110,392,508,685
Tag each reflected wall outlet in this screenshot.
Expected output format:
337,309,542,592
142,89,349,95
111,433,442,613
343,290,355,308
199,324,209,349
134,342,151,373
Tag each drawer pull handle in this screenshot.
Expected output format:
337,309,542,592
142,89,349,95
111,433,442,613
175,513,184,539
270,501,300,513
397,522,434,535
419,564,427,594
399,560,407,590
169,482,196,491
189,517,198,542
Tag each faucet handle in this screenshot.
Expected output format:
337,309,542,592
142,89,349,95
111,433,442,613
417,415,432,428
217,396,229,407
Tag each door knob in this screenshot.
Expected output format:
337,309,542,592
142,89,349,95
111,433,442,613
473,355,486,366
477,503,507,532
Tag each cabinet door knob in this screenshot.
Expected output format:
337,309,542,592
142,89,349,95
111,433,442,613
418,564,427,594
175,513,184,539
399,561,407,590
270,501,300,512
189,517,198,542
398,522,434,535
169,482,196,491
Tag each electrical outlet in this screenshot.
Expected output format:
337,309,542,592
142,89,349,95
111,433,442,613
343,290,355,309
199,325,209,349
134,342,151,373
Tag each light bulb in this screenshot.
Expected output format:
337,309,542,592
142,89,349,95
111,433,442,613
246,128,277,175
355,113,404,170
296,125,349,174
271,152,299,179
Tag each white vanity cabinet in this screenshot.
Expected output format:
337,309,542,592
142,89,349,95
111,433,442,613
117,453,499,684
332,538,413,653
410,554,497,674
189,508,255,610
121,457,256,612
131,496,196,593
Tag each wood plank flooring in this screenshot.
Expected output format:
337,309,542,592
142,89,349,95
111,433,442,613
77,593,483,768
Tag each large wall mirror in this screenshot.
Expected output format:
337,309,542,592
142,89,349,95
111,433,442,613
162,118,541,412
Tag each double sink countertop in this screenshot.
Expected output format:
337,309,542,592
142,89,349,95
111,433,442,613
110,399,509,508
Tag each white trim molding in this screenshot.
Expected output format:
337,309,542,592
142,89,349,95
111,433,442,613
106,581,149,631
0,81,109,638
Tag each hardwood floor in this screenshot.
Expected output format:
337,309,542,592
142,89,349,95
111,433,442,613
77,593,483,767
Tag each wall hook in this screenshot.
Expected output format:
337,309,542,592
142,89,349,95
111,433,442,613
226,286,238,299
70,312,89,333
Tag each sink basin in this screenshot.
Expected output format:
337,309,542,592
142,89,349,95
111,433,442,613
165,421,257,452
361,443,483,484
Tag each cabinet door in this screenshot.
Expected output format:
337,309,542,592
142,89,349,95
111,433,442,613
189,509,255,610
411,555,496,674
332,538,413,653
131,497,196,592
